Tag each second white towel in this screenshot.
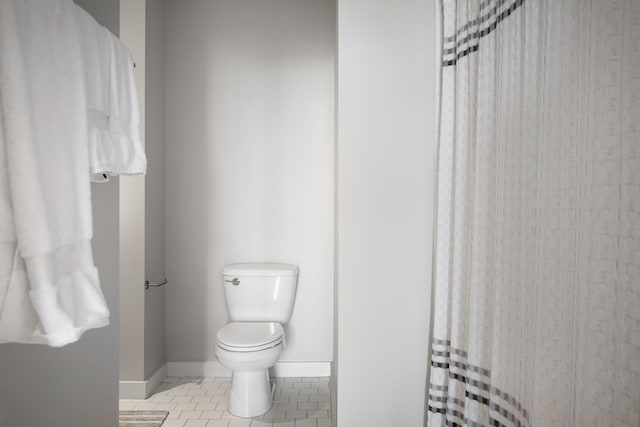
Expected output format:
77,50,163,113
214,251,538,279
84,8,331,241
76,6,147,183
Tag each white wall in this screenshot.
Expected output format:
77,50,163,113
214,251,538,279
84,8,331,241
165,0,335,368
336,0,436,425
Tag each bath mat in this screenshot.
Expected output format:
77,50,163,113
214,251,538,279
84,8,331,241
118,410,169,427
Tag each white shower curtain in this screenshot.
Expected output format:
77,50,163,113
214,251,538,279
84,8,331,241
427,1,640,426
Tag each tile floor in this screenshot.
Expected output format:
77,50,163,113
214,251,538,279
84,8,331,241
119,376,333,427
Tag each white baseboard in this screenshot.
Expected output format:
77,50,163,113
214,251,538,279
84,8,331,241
120,362,329,398
167,361,331,378
167,361,231,377
270,361,331,377
145,364,168,396
119,364,167,399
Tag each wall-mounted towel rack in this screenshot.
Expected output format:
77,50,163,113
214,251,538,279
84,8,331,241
145,279,167,290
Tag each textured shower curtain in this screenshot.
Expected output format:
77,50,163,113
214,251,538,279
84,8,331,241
427,1,640,426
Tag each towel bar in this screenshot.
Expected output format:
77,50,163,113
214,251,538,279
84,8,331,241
145,279,167,290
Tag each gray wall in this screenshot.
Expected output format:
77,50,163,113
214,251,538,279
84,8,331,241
144,0,167,379
118,0,167,386
118,0,146,384
0,3,120,427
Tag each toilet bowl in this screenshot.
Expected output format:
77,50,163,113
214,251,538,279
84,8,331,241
215,322,285,417
214,263,298,418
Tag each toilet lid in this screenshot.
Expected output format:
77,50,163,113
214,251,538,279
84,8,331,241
217,322,284,352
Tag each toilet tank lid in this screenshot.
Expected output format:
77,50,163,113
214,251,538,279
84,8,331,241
223,263,299,277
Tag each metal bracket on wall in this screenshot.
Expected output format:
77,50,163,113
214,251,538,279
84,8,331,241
145,279,168,290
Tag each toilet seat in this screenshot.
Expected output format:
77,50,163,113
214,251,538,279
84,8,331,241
217,322,284,352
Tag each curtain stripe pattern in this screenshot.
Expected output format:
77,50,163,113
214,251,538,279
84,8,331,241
428,1,640,426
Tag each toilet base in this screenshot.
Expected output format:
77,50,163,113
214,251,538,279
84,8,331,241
228,369,275,418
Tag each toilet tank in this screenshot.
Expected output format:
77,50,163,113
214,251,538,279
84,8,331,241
222,263,299,323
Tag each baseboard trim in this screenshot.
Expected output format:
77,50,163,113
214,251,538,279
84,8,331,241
145,364,168,396
167,361,230,377
167,361,331,378
119,364,167,399
271,361,331,377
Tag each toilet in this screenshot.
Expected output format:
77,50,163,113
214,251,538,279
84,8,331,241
215,262,299,418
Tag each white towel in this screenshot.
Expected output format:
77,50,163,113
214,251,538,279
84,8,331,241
75,8,146,182
74,7,113,183
0,0,110,346
106,33,147,177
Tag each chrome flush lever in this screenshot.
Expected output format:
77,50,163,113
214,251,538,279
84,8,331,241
225,278,240,286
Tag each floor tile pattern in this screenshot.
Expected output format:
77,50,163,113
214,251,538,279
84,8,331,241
120,377,332,427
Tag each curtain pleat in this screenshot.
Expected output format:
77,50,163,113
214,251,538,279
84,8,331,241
428,1,640,426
